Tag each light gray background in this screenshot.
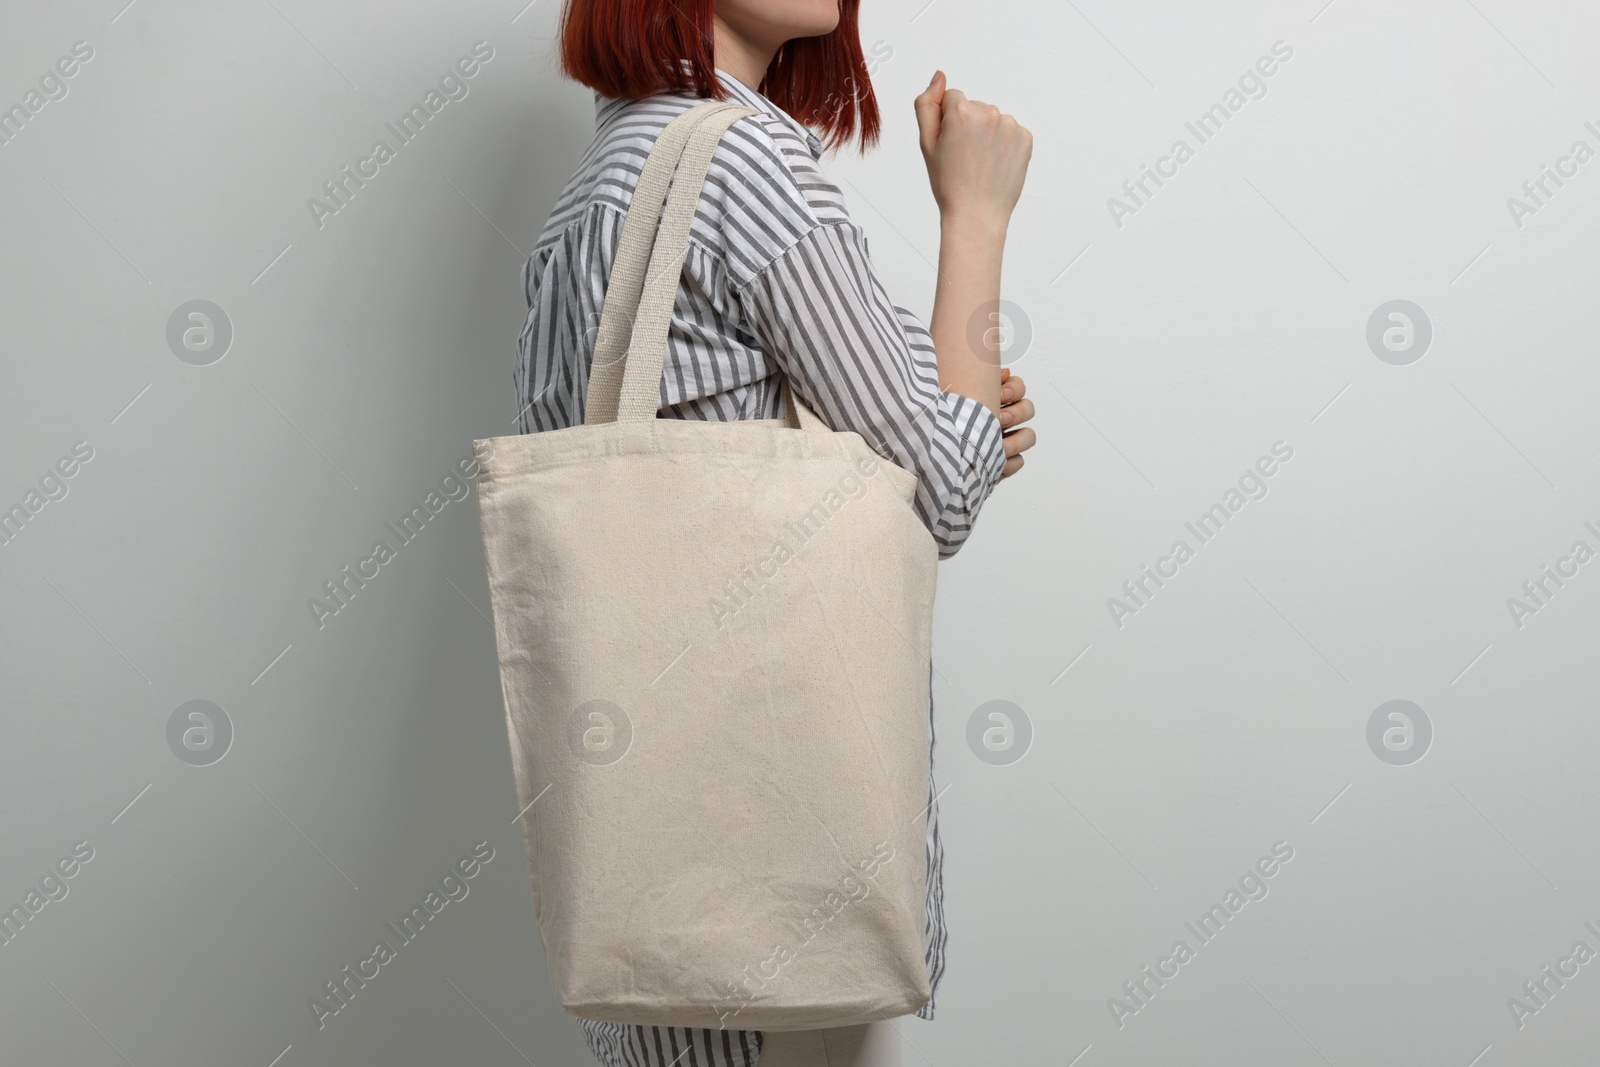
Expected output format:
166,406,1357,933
3,0,1598,1064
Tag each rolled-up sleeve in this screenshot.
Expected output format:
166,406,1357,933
732,220,1006,558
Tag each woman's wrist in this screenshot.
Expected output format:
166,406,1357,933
938,208,1010,245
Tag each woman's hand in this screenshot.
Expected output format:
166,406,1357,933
913,69,1033,232
998,367,1036,480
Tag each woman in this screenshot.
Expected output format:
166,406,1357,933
514,1,1036,1063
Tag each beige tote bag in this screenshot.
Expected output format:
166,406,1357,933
472,99,937,1032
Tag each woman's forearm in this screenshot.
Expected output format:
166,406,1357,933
927,213,1007,418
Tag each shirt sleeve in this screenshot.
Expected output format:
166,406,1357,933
732,219,1007,559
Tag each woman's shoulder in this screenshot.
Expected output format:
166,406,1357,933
534,91,850,270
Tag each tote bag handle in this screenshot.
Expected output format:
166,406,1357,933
583,100,827,433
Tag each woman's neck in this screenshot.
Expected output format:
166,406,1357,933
711,13,779,89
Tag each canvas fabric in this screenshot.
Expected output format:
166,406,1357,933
472,100,939,1031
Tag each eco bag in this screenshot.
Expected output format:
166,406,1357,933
472,99,938,1031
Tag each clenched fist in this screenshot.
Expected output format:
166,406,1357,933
913,70,1033,230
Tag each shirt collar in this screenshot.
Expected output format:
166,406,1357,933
593,60,824,161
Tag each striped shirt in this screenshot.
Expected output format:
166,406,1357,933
512,66,1006,1067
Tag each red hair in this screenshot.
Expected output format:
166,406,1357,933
557,0,881,155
